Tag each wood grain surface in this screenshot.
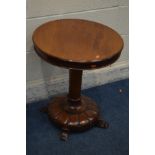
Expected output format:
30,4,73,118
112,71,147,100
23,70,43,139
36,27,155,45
33,19,123,69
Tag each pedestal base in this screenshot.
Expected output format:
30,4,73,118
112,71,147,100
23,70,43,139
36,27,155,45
45,95,109,141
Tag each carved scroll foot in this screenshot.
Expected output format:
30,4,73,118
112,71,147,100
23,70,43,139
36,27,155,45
60,127,69,141
40,106,48,113
96,118,109,129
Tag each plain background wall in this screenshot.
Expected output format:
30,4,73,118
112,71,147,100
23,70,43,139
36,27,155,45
26,0,129,103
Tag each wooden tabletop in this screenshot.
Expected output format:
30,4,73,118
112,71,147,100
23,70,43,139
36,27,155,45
33,19,123,69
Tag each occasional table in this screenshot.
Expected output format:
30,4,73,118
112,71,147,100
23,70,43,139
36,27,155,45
32,19,123,141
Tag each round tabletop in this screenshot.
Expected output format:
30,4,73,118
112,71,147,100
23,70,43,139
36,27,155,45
33,19,123,70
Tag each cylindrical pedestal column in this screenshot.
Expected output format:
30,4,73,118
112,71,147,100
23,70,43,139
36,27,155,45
68,69,83,106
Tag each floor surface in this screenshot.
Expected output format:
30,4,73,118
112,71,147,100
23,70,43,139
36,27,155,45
27,79,129,155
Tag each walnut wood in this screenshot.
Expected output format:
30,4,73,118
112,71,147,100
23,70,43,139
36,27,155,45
32,19,124,140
